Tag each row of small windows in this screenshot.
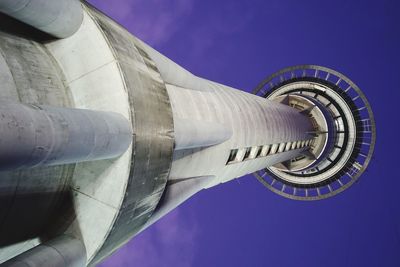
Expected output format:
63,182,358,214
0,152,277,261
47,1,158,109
226,139,313,165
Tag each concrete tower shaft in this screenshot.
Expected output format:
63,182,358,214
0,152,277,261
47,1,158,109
0,1,375,266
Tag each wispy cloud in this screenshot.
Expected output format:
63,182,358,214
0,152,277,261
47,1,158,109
97,208,199,267
178,1,258,78
87,0,259,73
88,0,194,46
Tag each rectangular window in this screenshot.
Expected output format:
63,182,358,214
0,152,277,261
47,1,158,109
309,139,314,146
243,147,252,160
260,144,271,157
236,148,247,161
249,146,259,159
278,143,286,153
256,146,263,158
301,140,306,147
285,142,292,151
226,149,238,164
270,144,278,154
291,142,297,150
296,141,301,149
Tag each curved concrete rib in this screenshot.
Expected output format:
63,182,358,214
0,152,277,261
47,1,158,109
0,101,132,171
0,0,83,38
174,118,232,150
2,235,86,267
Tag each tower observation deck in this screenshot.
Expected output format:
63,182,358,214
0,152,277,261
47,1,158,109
253,65,376,200
0,1,376,266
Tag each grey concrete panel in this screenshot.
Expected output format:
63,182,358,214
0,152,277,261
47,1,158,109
2,235,86,267
0,102,132,170
86,7,174,265
0,31,76,262
0,0,83,38
0,32,74,106
0,51,18,100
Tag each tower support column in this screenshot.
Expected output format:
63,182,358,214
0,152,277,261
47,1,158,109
2,235,86,267
0,0,83,38
0,101,132,171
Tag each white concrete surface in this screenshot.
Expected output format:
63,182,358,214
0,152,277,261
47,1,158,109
46,8,132,261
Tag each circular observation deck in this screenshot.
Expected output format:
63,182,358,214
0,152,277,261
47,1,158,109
252,65,376,200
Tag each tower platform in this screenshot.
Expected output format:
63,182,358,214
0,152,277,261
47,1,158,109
253,65,376,200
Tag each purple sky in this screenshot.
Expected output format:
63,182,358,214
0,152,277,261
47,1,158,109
88,0,400,266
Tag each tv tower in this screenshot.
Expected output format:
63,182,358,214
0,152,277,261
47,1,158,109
0,1,376,266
